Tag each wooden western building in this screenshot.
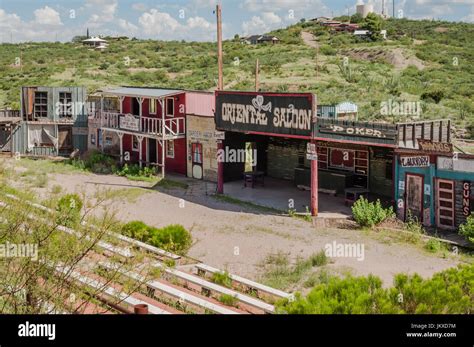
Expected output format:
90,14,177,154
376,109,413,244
89,87,187,176
214,91,319,215
89,87,215,177
7,87,89,157
394,120,474,230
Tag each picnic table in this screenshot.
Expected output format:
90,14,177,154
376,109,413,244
344,187,369,206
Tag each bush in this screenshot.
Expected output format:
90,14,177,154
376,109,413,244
277,274,398,314
121,222,192,254
149,224,192,253
421,89,444,104
211,271,233,288
218,294,238,307
425,239,441,253
319,45,336,56
459,214,474,244
121,221,150,242
276,265,474,314
352,197,395,228
56,194,83,227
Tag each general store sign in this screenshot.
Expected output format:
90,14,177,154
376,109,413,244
417,140,453,154
120,114,139,132
215,91,314,137
400,156,430,168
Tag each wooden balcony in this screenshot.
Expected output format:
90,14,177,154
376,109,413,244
90,111,185,139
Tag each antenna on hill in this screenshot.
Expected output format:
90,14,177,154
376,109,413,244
255,59,259,91
393,0,395,18
216,3,223,91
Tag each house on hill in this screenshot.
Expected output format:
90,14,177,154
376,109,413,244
82,36,108,50
242,35,280,45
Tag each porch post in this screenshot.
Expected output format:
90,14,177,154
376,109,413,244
137,97,144,117
137,135,144,168
117,132,124,164
160,98,165,178
217,140,224,194
10,125,13,158
310,140,318,217
310,94,318,217
119,96,125,113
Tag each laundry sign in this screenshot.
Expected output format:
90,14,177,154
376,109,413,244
215,91,314,137
400,156,430,168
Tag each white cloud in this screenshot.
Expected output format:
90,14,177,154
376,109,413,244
138,9,214,41
132,3,148,12
33,6,62,26
242,11,282,35
118,18,139,33
85,0,118,27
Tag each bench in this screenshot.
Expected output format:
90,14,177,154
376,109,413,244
55,266,171,314
153,263,275,313
195,264,291,300
99,262,238,315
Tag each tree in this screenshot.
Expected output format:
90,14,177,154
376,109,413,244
350,13,364,24
0,173,149,314
361,12,384,40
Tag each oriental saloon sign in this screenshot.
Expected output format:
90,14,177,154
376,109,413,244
215,91,314,137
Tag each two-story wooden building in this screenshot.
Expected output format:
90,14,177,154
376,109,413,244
89,87,187,175
11,87,89,156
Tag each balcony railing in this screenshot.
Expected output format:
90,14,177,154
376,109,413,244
0,110,20,118
91,111,185,138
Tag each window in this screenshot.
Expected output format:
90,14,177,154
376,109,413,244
58,92,72,117
149,99,156,114
34,92,48,118
329,148,355,171
97,129,102,147
132,136,139,151
192,143,202,164
105,136,113,146
166,98,175,116
90,133,96,145
166,140,175,158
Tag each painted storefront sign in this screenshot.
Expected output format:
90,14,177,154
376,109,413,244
463,182,471,217
400,156,430,168
417,139,453,154
120,114,139,132
215,91,314,137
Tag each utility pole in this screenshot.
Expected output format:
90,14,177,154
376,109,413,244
255,59,259,92
382,0,385,16
216,4,223,90
393,0,396,18
216,3,224,194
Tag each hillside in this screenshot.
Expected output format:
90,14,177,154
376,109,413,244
0,18,473,136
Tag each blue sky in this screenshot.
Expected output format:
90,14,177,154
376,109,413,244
0,0,473,42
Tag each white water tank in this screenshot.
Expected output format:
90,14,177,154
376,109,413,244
356,3,374,18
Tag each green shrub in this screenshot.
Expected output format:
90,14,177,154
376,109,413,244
309,250,328,267
149,224,192,253
421,89,444,104
425,239,441,253
351,197,395,228
276,265,474,314
211,271,233,288
56,194,83,227
121,221,151,242
218,294,238,307
319,45,336,55
459,214,474,244
121,222,192,254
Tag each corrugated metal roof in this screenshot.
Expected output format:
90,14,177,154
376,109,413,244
101,87,183,98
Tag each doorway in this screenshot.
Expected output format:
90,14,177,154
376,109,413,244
191,142,203,179
148,138,157,164
405,174,423,222
436,179,455,229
